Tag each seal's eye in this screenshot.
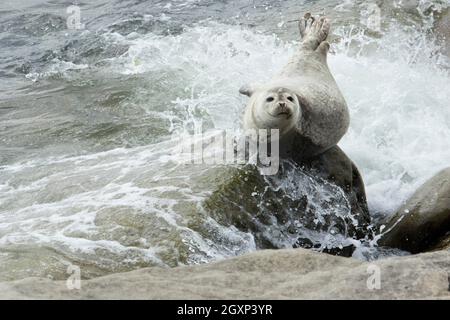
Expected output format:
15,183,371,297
287,96,294,102
266,97,274,102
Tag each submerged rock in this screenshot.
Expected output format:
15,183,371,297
1,248,448,299
203,146,371,256
378,167,450,253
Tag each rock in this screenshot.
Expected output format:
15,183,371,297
0,248,448,299
203,146,371,256
431,233,450,251
303,145,371,236
434,8,450,57
378,167,450,253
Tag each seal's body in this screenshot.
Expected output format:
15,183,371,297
241,14,349,158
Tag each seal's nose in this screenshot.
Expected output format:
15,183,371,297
279,102,286,108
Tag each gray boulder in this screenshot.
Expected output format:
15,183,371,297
378,167,450,253
203,145,371,256
431,233,450,251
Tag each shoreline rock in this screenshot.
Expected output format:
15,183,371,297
378,167,450,253
0,248,448,299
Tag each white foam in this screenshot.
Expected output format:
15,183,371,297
332,22,450,217
25,59,88,82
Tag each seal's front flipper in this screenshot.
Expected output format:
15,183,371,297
239,84,255,97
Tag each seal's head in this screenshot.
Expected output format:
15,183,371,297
240,86,301,136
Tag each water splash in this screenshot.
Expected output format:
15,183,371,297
1,1,449,280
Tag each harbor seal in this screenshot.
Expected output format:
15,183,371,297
240,13,349,159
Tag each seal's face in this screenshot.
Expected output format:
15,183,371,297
251,88,300,134
261,88,297,119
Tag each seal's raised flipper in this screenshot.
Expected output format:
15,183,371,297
299,13,330,52
298,13,313,38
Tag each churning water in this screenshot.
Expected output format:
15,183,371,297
0,0,449,280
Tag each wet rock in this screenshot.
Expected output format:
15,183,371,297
378,167,450,253
203,146,371,256
429,231,450,251
302,145,371,237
